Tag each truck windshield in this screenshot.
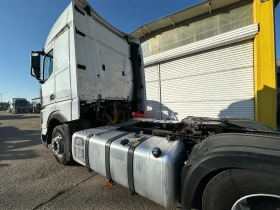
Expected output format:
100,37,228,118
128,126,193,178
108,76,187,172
15,100,27,106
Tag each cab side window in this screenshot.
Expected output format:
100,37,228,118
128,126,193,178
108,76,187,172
43,50,53,80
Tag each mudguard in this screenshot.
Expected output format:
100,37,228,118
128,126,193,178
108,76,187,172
44,111,69,146
61,124,73,162
47,111,68,124
47,112,73,161
181,133,280,210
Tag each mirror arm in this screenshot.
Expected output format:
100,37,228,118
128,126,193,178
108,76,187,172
39,80,45,84
34,51,45,56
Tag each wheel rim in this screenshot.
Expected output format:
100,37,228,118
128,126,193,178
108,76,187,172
231,194,280,210
52,133,64,157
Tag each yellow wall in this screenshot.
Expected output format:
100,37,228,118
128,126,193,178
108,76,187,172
254,0,277,129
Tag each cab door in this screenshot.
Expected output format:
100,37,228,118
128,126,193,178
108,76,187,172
41,47,55,131
54,29,71,103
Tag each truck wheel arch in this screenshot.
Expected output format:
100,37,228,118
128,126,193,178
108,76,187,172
46,111,69,144
47,111,68,125
181,154,280,210
181,133,280,210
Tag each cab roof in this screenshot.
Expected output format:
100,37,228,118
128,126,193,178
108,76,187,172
45,0,130,49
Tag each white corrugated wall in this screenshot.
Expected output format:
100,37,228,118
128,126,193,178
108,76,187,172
144,64,161,119
144,40,255,120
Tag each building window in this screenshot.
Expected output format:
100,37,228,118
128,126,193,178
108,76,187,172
141,3,253,58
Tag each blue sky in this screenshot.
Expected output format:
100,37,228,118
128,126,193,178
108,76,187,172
0,0,279,102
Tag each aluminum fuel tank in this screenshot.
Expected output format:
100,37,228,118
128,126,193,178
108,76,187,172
72,126,185,208
132,136,185,208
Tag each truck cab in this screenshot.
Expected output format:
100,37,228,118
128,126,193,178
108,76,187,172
30,0,146,148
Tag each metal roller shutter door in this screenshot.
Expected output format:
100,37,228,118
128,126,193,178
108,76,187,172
160,40,254,120
144,64,161,119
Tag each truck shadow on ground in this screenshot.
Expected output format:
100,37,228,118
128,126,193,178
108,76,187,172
0,114,40,121
0,126,41,167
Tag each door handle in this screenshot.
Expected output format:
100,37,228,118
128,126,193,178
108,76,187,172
50,94,55,101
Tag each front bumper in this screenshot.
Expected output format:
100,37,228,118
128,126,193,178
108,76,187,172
15,108,28,113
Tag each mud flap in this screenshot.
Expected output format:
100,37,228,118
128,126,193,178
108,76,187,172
61,124,73,162
41,133,48,147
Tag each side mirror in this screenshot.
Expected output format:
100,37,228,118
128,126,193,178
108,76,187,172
30,51,41,79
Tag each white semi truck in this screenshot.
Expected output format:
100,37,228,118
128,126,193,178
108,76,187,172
7,98,29,113
30,0,280,209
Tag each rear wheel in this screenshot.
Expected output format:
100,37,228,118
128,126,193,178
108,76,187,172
51,125,70,165
202,169,280,210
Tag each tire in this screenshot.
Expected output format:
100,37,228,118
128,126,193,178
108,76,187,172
224,119,275,132
202,169,280,210
51,125,69,165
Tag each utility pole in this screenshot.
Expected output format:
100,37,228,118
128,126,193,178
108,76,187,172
0,93,2,103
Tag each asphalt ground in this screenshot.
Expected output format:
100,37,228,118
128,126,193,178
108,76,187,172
0,111,179,210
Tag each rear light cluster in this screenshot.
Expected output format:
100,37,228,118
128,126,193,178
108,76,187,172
74,137,85,163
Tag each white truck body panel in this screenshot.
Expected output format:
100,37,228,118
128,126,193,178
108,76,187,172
42,4,74,126
45,5,73,49
74,4,133,102
41,103,56,130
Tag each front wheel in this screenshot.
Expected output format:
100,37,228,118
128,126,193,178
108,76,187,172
51,125,70,165
202,169,280,210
